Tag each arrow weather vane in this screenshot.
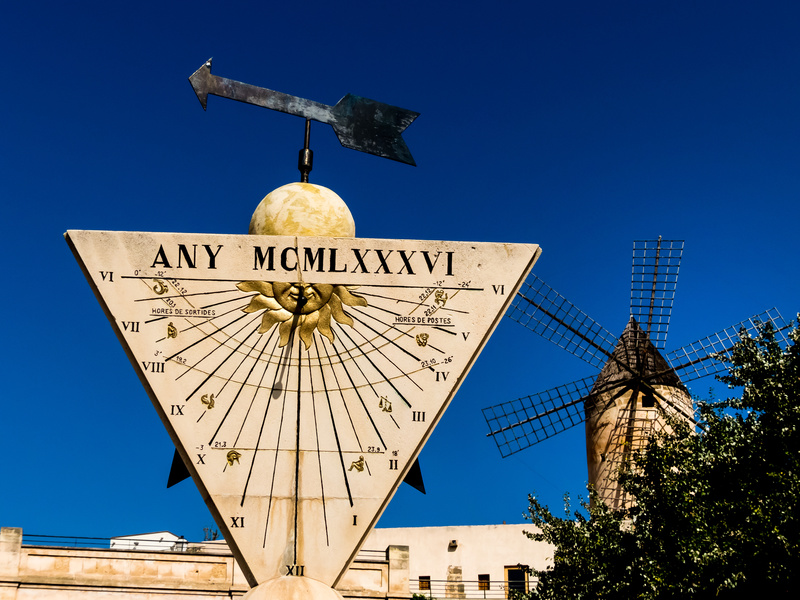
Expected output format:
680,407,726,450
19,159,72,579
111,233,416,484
189,58,419,166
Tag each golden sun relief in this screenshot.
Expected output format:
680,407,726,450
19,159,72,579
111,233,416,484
237,281,368,349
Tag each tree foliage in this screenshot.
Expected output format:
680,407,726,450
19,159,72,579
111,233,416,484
524,320,800,599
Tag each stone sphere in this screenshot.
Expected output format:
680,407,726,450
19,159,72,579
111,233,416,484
249,182,355,237
241,576,345,600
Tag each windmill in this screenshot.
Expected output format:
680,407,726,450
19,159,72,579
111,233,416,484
483,238,788,509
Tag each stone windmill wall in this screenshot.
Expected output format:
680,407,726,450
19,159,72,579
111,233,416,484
585,318,694,510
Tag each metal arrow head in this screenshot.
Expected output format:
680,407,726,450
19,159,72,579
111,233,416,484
187,58,419,165
189,58,213,110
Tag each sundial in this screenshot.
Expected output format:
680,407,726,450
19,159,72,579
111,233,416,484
66,61,541,599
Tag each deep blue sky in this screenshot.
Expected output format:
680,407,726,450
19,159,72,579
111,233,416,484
2,1,798,542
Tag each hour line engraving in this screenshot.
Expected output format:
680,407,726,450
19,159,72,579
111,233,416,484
293,326,303,568
306,349,330,547
333,320,415,405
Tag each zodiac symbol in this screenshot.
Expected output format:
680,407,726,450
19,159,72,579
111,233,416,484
167,322,178,339
226,450,242,466
415,333,429,347
378,396,392,413
152,279,168,295
434,289,448,306
201,393,215,410
348,456,365,472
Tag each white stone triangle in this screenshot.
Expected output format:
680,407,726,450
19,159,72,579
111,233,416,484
66,230,540,587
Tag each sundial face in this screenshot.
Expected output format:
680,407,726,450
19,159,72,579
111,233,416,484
66,230,540,587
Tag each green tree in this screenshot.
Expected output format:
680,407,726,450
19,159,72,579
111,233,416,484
524,319,800,599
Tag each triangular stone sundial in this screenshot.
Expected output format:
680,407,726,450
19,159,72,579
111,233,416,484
66,230,540,588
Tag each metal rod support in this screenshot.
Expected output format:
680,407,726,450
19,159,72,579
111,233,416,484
298,119,313,183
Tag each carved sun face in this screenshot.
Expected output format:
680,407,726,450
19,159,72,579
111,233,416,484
237,281,368,349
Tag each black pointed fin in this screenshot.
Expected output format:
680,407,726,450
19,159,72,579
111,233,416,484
167,449,191,488
403,458,426,494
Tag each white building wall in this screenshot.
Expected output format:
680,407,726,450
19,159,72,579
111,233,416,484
365,524,552,596
109,531,187,552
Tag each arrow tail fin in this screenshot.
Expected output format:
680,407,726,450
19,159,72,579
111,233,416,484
330,94,418,165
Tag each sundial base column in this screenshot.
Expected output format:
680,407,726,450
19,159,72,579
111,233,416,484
242,576,345,600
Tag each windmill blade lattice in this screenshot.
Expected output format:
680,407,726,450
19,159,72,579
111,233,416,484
507,274,618,370
667,308,789,382
630,238,683,349
483,376,596,457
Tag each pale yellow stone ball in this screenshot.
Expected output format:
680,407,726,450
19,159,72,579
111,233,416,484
249,182,355,237
241,576,345,600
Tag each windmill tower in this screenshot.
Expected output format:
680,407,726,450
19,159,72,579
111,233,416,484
585,316,693,508
483,239,787,510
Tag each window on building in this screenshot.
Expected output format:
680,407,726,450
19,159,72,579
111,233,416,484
478,574,490,591
419,576,431,591
505,565,528,597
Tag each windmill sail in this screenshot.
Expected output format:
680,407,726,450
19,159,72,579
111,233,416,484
483,376,596,457
507,274,618,370
667,308,789,381
630,238,683,349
